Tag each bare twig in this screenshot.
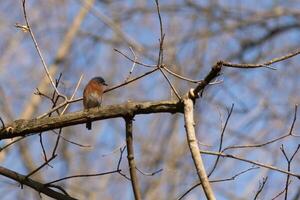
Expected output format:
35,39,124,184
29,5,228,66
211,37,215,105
114,48,156,68
21,0,67,100
155,0,181,100
39,133,48,162
254,177,268,200
34,88,53,101
26,155,57,179
289,105,298,136
208,104,234,177
0,137,24,152
162,66,202,83
222,48,300,69
125,47,138,81
101,143,126,157
201,150,300,178
193,49,300,99
125,117,142,200
280,144,300,200
223,105,298,151
135,167,163,176
117,146,131,181
177,166,258,200
52,129,62,157
159,64,182,99
271,181,292,200
47,184,71,196
155,0,164,65
37,74,67,164
45,169,120,185
51,130,91,148
61,74,84,114
117,146,126,170
115,48,202,83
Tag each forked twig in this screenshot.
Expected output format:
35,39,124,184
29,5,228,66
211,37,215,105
20,0,67,101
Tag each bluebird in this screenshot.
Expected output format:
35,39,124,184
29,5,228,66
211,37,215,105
83,76,107,130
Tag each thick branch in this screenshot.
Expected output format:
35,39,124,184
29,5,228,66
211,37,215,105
183,98,215,200
0,166,76,200
0,100,183,140
125,117,142,200
193,62,222,97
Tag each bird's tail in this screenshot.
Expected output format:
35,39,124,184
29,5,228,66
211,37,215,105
86,121,92,130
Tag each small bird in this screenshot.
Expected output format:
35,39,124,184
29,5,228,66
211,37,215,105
83,77,107,130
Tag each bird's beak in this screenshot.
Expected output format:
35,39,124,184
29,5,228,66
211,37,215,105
103,82,108,86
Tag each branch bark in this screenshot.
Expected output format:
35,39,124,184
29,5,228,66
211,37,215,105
0,100,183,140
0,166,76,200
183,97,215,200
125,117,142,200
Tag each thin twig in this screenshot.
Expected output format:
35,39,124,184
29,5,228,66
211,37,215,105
223,105,298,151
208,104,234,177
51,130,91,148
101,143,126,157
46,169,120,185
117,146,126,170
115,48,202,83
193,49,300,99
37,74,66,164
163,66,202,83
253,177,268,200
25,155,57,179
222,48,300,69
280,144,300,200
154,0,181,100
177,166,258,200
106,68,160,93
159,64,182,99
271,181,292,200
21,0,67,100
114,48,156,68
289,104,298,136
52,129,62,157
61,74,84,114
34,88,53,101
135,167,163,176
0,137,24,152
125,47,137,81
39,133,48,163
47,185,71,196
201,150,300,178
155,0,164,65
117,146,131,181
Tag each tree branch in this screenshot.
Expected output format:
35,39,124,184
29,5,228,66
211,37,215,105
0,166,76,200
125,117,142,200
183,97,215,200
0,100,183,140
